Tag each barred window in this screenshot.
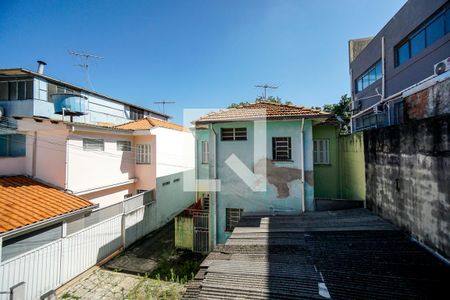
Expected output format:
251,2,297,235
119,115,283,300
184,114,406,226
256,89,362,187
221,128,247,141
136,144,151,164
117,140,131,151
272,137,292,161
226,208,243,232
83,138,104,151
313,139,330,164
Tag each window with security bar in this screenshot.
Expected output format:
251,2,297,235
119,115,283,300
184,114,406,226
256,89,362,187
226,208,243,232
83,138,104,151
313,139,330,164
221,128,247,141
136,144,151,164
272,137,292,161
117,140,132,151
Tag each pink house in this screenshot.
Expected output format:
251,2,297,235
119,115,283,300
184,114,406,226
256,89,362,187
4,116,156,208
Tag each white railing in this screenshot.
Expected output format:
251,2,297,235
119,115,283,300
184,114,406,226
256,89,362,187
0,185,194,299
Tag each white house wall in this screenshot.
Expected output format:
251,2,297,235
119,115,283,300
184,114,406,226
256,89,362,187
150,127,195,178
66,133,135,194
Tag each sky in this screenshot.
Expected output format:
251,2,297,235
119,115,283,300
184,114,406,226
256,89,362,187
0,0,406,123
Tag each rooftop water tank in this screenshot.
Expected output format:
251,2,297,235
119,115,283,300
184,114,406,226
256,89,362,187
53,94,87,116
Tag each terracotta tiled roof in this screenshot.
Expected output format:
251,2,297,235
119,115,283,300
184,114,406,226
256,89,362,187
116,116,188,132
196,101,331,123
0,176,94,233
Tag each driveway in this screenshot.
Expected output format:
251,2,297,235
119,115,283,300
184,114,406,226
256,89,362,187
185,208,449,299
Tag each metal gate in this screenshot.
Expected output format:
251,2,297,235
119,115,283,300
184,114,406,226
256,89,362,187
193,211,209,253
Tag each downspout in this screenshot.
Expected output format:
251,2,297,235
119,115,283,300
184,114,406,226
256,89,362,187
32,131,37,177
210,124,218,247
300,118,305,213
381,36,390,126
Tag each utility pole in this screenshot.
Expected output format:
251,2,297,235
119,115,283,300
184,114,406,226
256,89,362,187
255,84,278,99
69,51,104,90
154,101,176,115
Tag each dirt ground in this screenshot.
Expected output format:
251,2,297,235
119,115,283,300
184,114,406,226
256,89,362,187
57,220,204,299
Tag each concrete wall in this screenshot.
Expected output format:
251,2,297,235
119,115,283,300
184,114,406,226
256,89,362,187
0,156,26,176
339,133,366,201
364,115,449,258
156,170,196,227
175,216,194,250
150,127,195,178
313,125,340,199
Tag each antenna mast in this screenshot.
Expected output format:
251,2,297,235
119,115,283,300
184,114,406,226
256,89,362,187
154,101,176,115
69,51,104,90
255,84,278,99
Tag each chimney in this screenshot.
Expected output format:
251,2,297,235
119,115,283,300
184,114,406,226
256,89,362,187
37,60,47,74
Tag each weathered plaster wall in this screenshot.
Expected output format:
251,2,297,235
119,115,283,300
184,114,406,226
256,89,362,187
175,216,194,250
365,115,450,258
211,120,313,243
339,133,366,201
313,125,339,199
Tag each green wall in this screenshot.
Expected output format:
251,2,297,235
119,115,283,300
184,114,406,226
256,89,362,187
175,215,193,250
312,127,365,201
339,132,365,200
312,125,340,199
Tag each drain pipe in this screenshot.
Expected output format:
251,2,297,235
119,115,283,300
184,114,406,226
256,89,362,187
300,118,305,213
210,124,218,248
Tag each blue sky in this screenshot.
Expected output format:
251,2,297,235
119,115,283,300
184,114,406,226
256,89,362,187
0,0,406,123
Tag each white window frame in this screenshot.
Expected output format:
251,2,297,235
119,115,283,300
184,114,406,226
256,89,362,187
136,144,151,164
117,140,132,151
313,139,330,164
201,141,209,164
221,128,247,141
83,138,104,151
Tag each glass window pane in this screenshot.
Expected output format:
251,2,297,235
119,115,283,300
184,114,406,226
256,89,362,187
368,68,376,85
0,82,8,99
17,81,25,100
426,15,445,46
8,82,17,100
375,61,382,80
26,80,33,99
362,75,369,89
446,9,450,34
397,42,410,66
410,30,426,57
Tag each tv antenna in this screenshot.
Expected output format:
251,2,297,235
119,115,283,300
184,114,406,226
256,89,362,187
154,101,176,115
255,84,278,99
69,51,104,90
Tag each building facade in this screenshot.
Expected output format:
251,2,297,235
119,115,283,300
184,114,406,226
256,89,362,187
193,102,335,246
349,0,450,132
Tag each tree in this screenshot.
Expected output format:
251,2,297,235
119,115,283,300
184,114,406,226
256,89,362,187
322,94,352,134
228,96,289,108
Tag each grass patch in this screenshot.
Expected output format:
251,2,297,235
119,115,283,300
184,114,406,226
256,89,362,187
149,250,205,284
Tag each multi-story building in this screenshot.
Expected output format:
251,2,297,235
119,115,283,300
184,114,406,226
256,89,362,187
0,61,169,157
349,0,450,132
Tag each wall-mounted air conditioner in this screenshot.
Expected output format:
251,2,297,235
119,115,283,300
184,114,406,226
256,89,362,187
373,104,384,114
434,57,450,76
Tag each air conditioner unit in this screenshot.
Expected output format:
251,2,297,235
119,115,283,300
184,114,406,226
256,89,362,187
434,57,450,76
373,105,384,114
